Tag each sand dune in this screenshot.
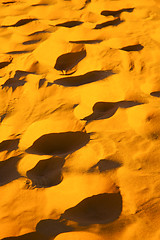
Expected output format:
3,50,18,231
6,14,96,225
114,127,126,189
0,0,160,239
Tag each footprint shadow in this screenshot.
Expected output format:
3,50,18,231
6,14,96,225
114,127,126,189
0,58,12,69
89,159,122,173
23,39,41,45
69,40,103,44
54,50,86,74
0,154,22,186
94,17,123,29
55,21,83,28
1,18,37,28
36,219,73,238
101,8,134,17
60,192,122,226
1,219,73,239
83,100,143,122
1,232,48,240
0,138,20,152
26,156,65,188
2,1,16,5
50,70,113,87
120,44,144,52
150,91,160,97
26,131,90,156
1,70,33,91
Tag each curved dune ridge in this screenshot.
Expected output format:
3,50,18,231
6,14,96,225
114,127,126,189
0,0,160,239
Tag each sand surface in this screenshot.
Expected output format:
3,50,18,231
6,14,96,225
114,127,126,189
0,0,160,239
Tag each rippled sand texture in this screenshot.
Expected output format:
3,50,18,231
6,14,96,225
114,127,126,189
0,0,160,239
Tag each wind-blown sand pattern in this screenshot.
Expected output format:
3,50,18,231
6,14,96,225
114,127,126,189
0,0,160,239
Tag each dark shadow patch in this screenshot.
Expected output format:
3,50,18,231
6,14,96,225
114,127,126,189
1,232,48,240
83,101,143,122
54,50,86,74
2,18,37,27
36,219,73,238
23,39,41,45
26,156,65,188
26,131,90,156
32,3,48,6
94,17,123,29
38,78,46,88
69,39,103,44
2,1,15,4
0,59,12,69
55,21,83,28
83,102,118,122
14,70,35,78
89,159,122,173
0,113,6,123
28,30,50,36
0,138,20,152
7,51,32,54
80,0,91,10
2,78,26,91
120,44,144,52
101,8,134,17
51,70,113,87
150,91,160,97
117,100,143,108
0,155,22,186
1,70,34,91
60,192,122,225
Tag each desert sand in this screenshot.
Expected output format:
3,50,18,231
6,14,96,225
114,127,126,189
0,0,160,239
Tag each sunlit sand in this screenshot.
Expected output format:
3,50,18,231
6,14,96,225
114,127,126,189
0,0,160,239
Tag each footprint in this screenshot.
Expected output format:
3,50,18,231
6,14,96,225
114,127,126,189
83,101,143,122
50,70,113,87
0,138,20,152
26,131,90,155
54,50,86,74
60,192,122,225
94,17,123,29
101,8,134,17
89,159,122,173
120,44,144,52
55,21,83,28
26,156,65,188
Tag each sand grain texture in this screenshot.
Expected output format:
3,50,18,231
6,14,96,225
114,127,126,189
0,0,160,239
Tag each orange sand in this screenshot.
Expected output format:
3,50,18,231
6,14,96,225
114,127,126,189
0,0,160,239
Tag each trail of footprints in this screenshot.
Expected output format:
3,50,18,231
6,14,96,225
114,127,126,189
0,2,159,239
